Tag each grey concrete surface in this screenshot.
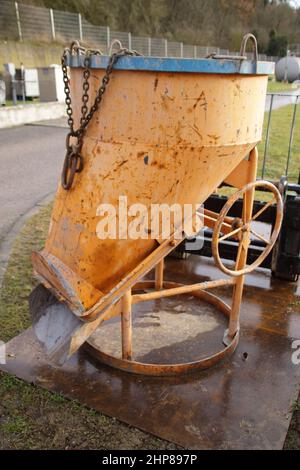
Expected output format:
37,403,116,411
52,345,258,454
28,117,68,128
0,102,66,129
0,121,67,242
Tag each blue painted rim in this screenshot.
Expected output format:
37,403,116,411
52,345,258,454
66,53,274,75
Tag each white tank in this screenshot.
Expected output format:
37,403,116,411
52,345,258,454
275,56,300,83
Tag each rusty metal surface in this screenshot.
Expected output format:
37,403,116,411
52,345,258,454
61,41,141,190
212,179,283,277
33,64,268,309
86,282,239,376
2,256,300,449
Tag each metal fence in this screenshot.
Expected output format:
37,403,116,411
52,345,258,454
0,0,278,61
260,92,300,182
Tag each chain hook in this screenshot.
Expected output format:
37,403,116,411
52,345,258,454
61,149,83,190
61,40,141,190
61,132,83,190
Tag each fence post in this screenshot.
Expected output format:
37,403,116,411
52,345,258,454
262,93,274,179
78,13,83,41
128,32,132,49
286,95,299,176
15,2,22,41
180,42,183,58
49,8,56,40
106,26,110,52
164,39,168,57
148,37,151,56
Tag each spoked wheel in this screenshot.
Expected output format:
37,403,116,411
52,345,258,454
212,180,283,277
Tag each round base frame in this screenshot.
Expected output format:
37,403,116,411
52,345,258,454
85,280,239,377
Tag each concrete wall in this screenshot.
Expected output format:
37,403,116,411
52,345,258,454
0,101,65,128
0,40,62,69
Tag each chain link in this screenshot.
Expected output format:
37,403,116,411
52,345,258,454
61,40,140,190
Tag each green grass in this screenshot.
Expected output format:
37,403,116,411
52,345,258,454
0,204,178,450
219,101,300,200
0,204,51,342
257,102,300,182
267,80,300,93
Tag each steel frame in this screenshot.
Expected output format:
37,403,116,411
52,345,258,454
85,147,281,376
180,178,299,281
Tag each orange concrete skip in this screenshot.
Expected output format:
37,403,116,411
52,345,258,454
32,68,268,312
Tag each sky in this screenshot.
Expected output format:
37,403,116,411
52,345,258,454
289,0,300,7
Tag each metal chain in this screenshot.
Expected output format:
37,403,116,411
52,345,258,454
81,53,90,128
61,40,140,190
61,46,74,133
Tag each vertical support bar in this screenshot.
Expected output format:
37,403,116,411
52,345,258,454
155,260,164,290
164,39,168,57
50,9,56,40
262,93,274,179
286,95,298,176
15,2,22,41
128,32,132,50
180,42,184,58
148,37,151,56
193,45,197,58
78,13,83,41
12,76,17,106
121,290,132,360
106,26,110,52
228,147,258,339
20,62,25,102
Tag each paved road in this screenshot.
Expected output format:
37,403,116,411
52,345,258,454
0,120,67,242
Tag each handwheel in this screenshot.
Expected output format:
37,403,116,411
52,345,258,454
212,180,283,277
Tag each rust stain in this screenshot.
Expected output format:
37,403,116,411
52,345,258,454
159,163,167,169
207,134,220,143
116,159,128,169
193,91,208,112
187,123,203,141
150,159,167,170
